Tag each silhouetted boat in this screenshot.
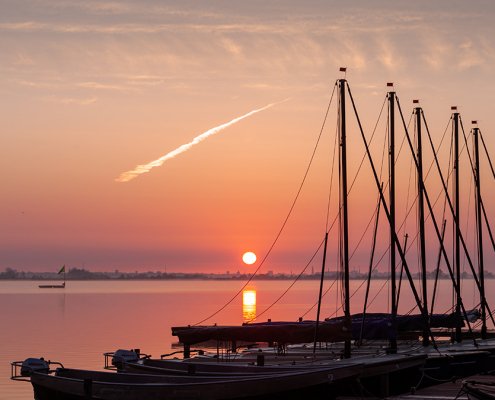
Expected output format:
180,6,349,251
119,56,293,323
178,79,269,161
169,78,495,397
11,359,363,400
119,356,362,378
39,265,66,289
462,380,495,400
39,282,65,289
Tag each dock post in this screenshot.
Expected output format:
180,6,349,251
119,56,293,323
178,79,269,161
231,340,236,354
184,344,191,359
380,373,390,398
257,355,265,366
84,379,92,399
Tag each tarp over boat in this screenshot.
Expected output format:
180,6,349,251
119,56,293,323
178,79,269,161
173,310,476,345
172,320,352,345
326,311,468,340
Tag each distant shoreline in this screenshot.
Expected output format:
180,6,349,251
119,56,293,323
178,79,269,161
2,266,491,281
0,276,489,281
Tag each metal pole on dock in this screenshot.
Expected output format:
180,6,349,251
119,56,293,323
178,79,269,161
473,127,487,339
453,111,462,343
339,79,352,359
416,106,429,347
388,90,397,353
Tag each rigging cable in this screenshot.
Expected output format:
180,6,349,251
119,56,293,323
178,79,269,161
329,119,454,320
302,96,388,319
479,130,495,179
192,83,337,326
430,116,453,317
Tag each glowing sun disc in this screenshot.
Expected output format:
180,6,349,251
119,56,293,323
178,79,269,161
242,252,257,265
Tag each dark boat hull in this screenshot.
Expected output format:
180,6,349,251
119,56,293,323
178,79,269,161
39,285,65,288
29,365,362,400
399,350,490,391
122,358,356,377
463,381,495,400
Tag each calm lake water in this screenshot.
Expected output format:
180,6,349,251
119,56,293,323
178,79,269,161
1,278,492,399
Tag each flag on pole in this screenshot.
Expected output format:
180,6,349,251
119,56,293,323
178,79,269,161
339,67,347,72
58,265,65,274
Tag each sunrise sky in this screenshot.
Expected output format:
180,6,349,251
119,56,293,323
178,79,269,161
2,0,495,274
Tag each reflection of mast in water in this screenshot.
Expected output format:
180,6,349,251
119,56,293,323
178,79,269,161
242,289,256,323
58,292,65,321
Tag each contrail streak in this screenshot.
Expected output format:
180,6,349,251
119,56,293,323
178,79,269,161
115,99,290,182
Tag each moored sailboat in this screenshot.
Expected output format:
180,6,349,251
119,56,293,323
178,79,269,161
39,265,66,289
170,77,495,395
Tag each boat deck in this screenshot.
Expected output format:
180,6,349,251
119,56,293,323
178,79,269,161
338,371,495,400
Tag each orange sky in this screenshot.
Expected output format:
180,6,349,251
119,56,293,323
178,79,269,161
2,1,495,274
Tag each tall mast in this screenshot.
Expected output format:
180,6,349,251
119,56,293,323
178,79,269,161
473,126,487,339
339,79,351,359
313,232,328,353
388,88,397,353
453,111,462,343
416,106,428,346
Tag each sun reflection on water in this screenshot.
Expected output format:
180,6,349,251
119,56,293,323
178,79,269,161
242,289,256,323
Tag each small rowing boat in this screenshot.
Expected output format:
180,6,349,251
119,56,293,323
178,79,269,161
12,358,363,400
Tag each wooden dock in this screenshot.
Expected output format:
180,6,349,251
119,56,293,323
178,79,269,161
338,371,495,400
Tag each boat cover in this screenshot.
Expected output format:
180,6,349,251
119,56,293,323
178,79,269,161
327,312,464,339
173,311,470,345
172,319,352,345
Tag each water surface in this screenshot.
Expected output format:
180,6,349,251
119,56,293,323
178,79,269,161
1,278,490,399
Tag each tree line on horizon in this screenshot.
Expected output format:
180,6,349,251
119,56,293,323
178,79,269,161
1,267,493,280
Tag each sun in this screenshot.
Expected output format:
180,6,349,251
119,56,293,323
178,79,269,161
242,252,257,265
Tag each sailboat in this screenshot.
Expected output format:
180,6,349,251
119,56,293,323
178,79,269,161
171,76,495,395
39,265,66,289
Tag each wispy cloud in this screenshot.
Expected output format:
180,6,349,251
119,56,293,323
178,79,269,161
76,82,128,90
115,99,290,182
125,79,165,86
16,80,59,89
42,95,97,105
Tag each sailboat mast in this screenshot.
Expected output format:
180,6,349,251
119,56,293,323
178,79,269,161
388,90,397,353
473,127,487,339
313,232,329,353
416,106,429,346
453,111,462,343
339,79,351,359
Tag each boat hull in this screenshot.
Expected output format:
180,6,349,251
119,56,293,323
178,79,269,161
39,285,65,288
463,381,495,400
121,358,357,378
399,349,491,390
29,365,362,400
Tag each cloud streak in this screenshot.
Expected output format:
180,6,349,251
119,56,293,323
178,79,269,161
115,99,290,182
